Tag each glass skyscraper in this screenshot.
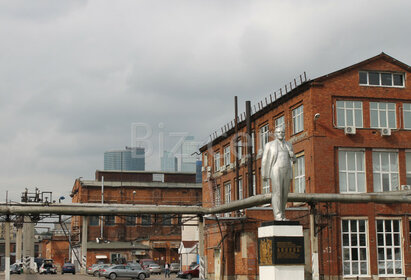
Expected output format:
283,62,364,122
104,148,145,171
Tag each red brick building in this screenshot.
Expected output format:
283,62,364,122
200,53,411,279
70,170,202,266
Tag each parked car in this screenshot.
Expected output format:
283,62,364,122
148,263,161,274
97,264,111,277
170,263,180,274
100,264,150,280
10,263,22,274
88,263,110,277
177,264,199,279
62,262,76,274
141,259,155,270
39,259,57,274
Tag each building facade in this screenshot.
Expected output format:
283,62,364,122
70,170,202,267
200,53,411,279
104,148,145,171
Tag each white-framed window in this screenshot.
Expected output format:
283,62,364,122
251,131,255,154
275,116,285,130
376,219,403,276
236,139,242,160
342,219,369,276
294,155,305,193
370,102,397,129
214,185,221,207
336,101,363,128
262,179,270,194
359,71,405,87
259,124,269,151
292,105,304,134
404,103,411,129
373,150,399,192
214,152,220,172
252,173,256,196
204,153,208,167
406,151,411,185
224,181,231,204
339,150,366,193
224,145,230,166
238,177,243,200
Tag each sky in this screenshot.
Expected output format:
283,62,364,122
1,0,411,202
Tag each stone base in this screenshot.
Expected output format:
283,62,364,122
260,265,304,280
258,223,305,280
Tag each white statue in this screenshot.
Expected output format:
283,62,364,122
261,126,296,221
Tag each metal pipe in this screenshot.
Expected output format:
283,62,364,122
0,192,410,216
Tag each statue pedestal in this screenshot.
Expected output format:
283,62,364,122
258,221,305,280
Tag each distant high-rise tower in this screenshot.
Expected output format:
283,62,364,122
180,136,198,172
161,151,178,172
104,148,145,171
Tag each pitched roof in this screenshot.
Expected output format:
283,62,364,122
314,52,411,83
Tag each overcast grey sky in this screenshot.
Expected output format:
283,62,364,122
1,0,410,202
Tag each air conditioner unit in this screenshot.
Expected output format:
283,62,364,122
201,166,205,172
344,126,356,135
381,128,391,136
229,163,234,169
207,166,211,172
220,165,226,172
400,185,411,191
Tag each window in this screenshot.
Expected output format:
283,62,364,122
373,151,399,192
359,71,405,87
105,216,115,226
162,214,171,225
111,253,121,264
236,139,242,160
370,102,396,129
141,214,151,225
204,153,208,167
89,216,100,226
376,219,402,276
252,173,256,196
251,131,255,154
342,220,368,276
224,145,230,166
262,179,270,194
214,152,220,172
275,116,285,130
339,150,366,193
406,152,411,185
126,216,136,226
404,103,411,129
224,182,231,204
259,124,269,151
292,105,304,134
336,101,363,128
294,155,305,193
215,185,221,207
238,177,243,200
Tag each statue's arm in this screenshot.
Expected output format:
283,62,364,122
287,142,296,163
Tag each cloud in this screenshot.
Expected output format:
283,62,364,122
0,0,411,200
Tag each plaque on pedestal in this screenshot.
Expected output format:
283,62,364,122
258,222,305,280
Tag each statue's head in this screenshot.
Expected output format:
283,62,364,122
274,126,285,140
